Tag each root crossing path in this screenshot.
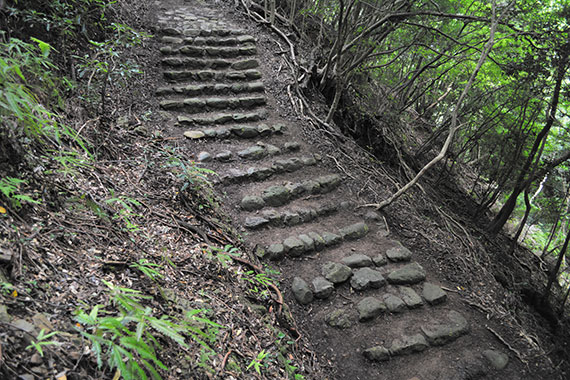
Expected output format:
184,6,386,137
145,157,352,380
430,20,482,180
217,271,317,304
153,1,514,379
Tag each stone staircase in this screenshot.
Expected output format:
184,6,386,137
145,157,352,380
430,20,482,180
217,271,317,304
154,2,512,379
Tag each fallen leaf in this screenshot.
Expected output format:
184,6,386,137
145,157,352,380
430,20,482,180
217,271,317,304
11,290,17,298
0,206,5,214
112,369,121,380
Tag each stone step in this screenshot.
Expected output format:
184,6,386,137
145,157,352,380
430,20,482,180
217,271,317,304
156,82,265,97
160,44,257,58
164,69,262,83
160,27,247,37
160,95,266,113
196,141,302,163
239,174,343,211
363,310,470,362
216,155,319,185
162,57,259,70
161,34,256,46
182,123,286,140
177,111,268,126
243,200,344,230
259,221,369,260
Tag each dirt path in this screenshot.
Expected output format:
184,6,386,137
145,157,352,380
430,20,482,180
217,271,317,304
151,1,527,379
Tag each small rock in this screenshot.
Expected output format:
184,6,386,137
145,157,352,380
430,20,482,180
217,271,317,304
312,277,334,299
214,150,232,161
317,174,342,192
482,349,509,370
422,283,447,305
265,144,281,155
399,287,423,309
387,262,426,285
237,145,265,159
240,195,265,211
283,236,305,257
292,277,313,305
322,262,352,284
321,232,342,246
357,297,386,321
257,124,273,136
383,294,406,313
261,209,281,225
283,211,301,226
184,130,205,139
341,253,373,268
389,334,428,356
12,319,36,333
231,125,259,138
0,248,13,263
338,222,369,240
421,311,469,346
197,151,212,162
30,353,42,365
364,211,381,221
298,234,315,252
372,254,387,266
266,244,285,260
308,232,325,251
284,142,301,151
351,268,386,291
363,346,390,362
386,244,412,262
262,186,290,207
326,309,352,329
244,216,269,229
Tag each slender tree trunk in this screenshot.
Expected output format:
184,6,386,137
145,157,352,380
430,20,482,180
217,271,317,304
488,44,570,235
544,226,570,299
509,186,531,254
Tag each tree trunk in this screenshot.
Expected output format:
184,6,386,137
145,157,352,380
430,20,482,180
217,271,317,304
543,226,570,299
488,44,569,234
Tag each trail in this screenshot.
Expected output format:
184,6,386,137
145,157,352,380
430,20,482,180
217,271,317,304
152,1,518,378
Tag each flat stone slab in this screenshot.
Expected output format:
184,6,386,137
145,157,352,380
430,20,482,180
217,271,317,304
357,297,386,321
322,262,352,284
387,262,426,285
421,311,469,346
389,334,428,356
386,244,412,262
399,287,423,308
326,309,352,329
341,253,372,268
351,268,386,291
292,277,313,305
312,277,334,299
244,216,268,229
482,349,509,370
383,294,406,313
363,346,390,362
338,222,368,240
422,282,447,305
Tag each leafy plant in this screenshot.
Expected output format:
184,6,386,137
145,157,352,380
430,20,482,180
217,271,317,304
164,153,217,192
0,177,40,209
105,195,141,232
206,244,241,267
75,280,221,380
26,329,61,357
246,349,269,374
130,259,164,281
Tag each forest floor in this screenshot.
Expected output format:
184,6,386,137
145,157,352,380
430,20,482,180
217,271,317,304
1,0,569,379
